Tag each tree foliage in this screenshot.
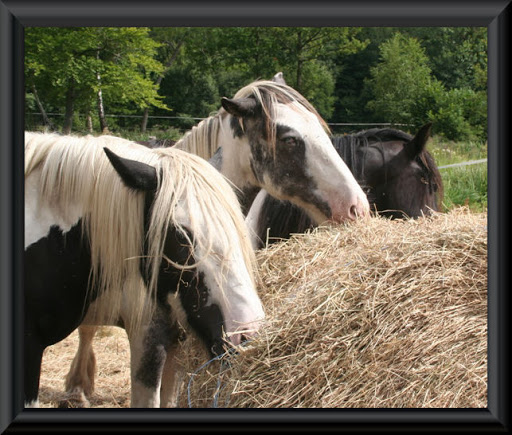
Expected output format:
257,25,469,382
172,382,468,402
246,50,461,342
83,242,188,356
364,32,486,141
25,27,168,132
25,26,487,142
365,33,434,126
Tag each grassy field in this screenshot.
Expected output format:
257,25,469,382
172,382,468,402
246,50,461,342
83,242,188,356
429,137,487,212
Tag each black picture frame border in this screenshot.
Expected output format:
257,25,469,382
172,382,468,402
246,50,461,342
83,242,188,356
1,0,509,433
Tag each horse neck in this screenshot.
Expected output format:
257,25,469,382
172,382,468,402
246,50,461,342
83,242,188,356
174,114,256,192
332,135,366,181
211,115,258,194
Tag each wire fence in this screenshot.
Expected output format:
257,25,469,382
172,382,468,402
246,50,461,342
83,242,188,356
27,112,414,124
25,112,413,134
26,112,487,170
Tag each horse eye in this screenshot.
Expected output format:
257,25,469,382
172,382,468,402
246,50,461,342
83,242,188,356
282,137,297,147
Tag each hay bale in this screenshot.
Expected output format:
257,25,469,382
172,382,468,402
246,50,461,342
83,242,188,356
182,208,487,408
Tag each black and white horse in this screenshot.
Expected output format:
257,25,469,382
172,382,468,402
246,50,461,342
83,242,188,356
64,79,370,407
246,123,444,248
25,132,264,407
173,79,369,218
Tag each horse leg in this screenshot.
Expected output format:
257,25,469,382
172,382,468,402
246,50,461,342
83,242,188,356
24,337,44,408
127,325,165,408
127,304,181,408
61,325,98,408
159,345,184,408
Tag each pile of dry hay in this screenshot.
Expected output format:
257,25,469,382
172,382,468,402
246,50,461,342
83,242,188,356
180,208,487,408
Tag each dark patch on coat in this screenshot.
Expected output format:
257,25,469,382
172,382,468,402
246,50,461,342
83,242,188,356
228,108,331,219
24,221,96,402
153,225,227,358
134,303,182,390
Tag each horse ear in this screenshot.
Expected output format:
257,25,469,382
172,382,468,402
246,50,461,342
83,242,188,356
272,72,287,85
405,122,432,159
221,97,258,118
104,147,157,191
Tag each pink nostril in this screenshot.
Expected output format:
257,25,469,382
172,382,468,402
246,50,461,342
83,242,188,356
229,326,260,346
349,205,359,220
349,201,369,220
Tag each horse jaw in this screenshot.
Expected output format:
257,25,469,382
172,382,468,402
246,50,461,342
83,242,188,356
193,242,265,346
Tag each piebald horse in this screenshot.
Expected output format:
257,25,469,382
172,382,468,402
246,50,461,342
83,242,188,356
65,79,369,407
25,132,264,407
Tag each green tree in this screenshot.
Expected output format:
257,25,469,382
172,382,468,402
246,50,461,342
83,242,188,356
365,33,434,126
366,32,487,140
158,27,367,121
403,27,487,92
25,27,168,133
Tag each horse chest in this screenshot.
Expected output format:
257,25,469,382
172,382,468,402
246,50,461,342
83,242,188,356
24,221,97,346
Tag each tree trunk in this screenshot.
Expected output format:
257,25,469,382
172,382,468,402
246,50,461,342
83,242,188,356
96,50,109,135
62,80,75,135
141,107,150,133
32,84,55,131
86,113,93,133
96,80,109,134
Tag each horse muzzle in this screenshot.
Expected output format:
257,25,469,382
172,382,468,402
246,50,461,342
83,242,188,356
327,191,370,223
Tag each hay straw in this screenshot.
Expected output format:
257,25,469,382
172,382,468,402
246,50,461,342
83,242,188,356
182,207,487,408
39,208,487,408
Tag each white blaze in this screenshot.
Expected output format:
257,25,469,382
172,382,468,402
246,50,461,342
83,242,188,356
275,103,369,223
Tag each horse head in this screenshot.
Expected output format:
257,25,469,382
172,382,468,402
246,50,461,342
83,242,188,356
218,80,369,224
104,146,264,356
355,123,443,218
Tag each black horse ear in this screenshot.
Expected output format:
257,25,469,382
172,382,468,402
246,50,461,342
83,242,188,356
405,122,432,159
272,72,287,85
221,97,259,118
104,147,157,191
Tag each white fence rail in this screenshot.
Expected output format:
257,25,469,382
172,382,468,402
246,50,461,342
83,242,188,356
438,159,487,169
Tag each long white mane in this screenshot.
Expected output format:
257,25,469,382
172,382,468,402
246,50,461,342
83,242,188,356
25,132,257,334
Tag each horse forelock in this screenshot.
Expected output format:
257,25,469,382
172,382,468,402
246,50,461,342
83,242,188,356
231,80,330,157
174,80,329,165
331,134,369,181
416,150,444,208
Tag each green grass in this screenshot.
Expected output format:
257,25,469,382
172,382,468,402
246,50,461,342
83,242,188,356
429,136,487,166
439,165,487,212
429,136,487,213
